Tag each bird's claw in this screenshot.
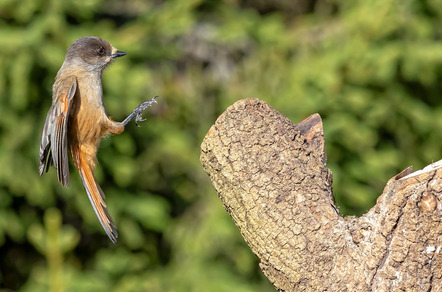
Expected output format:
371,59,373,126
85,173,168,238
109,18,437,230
134,114,146,127
122,96,158,126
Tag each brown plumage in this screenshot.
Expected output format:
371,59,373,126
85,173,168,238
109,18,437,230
39,36,156,243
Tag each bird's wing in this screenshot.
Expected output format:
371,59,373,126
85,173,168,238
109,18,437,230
39,76,77,187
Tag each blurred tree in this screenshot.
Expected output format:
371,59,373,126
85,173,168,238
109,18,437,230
0,0,441,290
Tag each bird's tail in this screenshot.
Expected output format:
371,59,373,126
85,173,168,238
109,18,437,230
77,151,118,243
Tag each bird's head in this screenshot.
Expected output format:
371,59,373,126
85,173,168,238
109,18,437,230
65,36,126,72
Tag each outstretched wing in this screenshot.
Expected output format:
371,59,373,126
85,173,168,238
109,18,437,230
39,76,77,187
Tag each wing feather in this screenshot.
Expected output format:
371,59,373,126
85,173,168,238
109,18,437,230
39,76,77,187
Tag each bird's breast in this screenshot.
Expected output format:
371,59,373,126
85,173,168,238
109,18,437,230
68,77,107,146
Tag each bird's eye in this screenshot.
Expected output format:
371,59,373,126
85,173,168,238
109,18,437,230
97,47,105,55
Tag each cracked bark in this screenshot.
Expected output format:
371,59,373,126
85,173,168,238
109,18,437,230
200,98,442,291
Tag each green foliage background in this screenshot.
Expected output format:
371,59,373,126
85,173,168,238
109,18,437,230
0,0,441,290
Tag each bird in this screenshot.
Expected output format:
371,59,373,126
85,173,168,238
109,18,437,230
39,36,157,243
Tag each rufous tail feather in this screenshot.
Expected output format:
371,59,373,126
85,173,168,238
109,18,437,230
77,153,118,243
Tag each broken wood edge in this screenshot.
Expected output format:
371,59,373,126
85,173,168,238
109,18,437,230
200,98,442,291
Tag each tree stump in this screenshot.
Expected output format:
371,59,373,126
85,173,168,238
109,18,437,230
200,98,442,291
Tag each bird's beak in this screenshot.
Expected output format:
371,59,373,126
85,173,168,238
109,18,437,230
111,47,127,58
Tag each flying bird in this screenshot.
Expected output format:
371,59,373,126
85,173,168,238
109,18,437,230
39,36,157,243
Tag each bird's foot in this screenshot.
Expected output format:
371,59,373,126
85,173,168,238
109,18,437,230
122,96,158,126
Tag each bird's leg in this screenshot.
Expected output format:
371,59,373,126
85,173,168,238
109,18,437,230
122,96,158,127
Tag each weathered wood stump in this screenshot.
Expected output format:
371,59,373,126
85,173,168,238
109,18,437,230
200,98,442,291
